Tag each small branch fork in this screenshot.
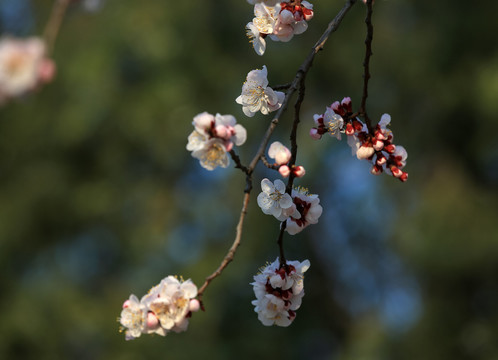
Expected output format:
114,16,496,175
197,0,358,302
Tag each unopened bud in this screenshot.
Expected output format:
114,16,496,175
356,145,375,160
293,166,306,177
376,154,387,166
390,166,403,178
384,144,396,154
189,299,201,313
371,164,383,175
373,139,384,151
279,165,291,178
309,128,322,140
345,123,355,135
146,312,159,329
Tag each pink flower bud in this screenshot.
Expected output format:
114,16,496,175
384,144,396,154
375,130,386,141
330,101,341,113
345,123,355,135
373,139,384,151
268,141,291,165
376,154,387,166
399,172,408,182
303,7,314,21
38,59,56,84
293,166,306,177
279,165,291,178
146,312,159,329
390,166,403,178
224,140,234,152
215,125,229,139
341,97,352,113
309,128,322,140
371,164,382,175
353,120,363,132
122,300,131,309
356,145,375,160
189,299,201,313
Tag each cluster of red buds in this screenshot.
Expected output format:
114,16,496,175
311,97,408,182
280,1,314,22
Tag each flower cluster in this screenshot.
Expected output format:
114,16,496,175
252,258,310,326
245,0,314,56
268,141,305,177
236,65,284,117
186,112,247,170
119,276,200,340
257,179,322,235
0,37,55,105
311,97,409,182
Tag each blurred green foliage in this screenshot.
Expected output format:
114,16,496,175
0,0,498,359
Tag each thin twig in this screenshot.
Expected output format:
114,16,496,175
196,0,358,301
248,0,358,173
229,149,249,174
260,155,279,170
43,0,71,55
197,192,250,300
359,0,374,132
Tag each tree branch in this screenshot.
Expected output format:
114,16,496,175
197,192,250,301
359,0,374,132
196,0,358,301
43,0,71,55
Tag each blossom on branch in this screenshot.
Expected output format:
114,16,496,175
252,257,310,327
187,112,247,170
310,98,409,182
285,186,322,235
236,65,284,117
245,0,314,55
257,178,298,221
0,37,55,105
119,276,200,340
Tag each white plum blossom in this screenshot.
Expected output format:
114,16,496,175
0,37,55,104
186,112,247,170
246,22,267,56
245,1,314,55
119,276,200,340
252,257,310,327
191,138,230,170
257,178,298,221
236,65,284,117
119,295,148,340
270,1,313,43
285,186,323,235
247,3,277,56
310,106,345,140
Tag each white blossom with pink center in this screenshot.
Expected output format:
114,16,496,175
119,276,200,340
251,257,310,327
285,186,322,235
187,112,247,170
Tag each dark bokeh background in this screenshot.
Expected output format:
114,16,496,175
1,0,498,359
